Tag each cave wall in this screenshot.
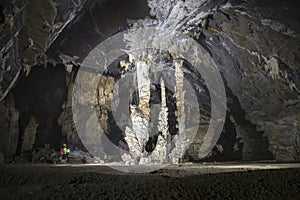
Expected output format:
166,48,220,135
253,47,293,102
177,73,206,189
0,93,19,162
203,1,300,160
0,0,23,102
0,0,92,102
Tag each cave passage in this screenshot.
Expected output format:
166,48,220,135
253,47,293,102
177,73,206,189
13,64,68,152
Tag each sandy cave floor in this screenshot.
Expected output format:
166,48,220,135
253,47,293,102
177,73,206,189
0,162,300,199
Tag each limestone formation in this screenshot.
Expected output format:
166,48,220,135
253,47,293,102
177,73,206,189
21,116,38,152
169,59,188,163
97,75,115,131
151,78,169,163
123,58,151,164
122,54,192,164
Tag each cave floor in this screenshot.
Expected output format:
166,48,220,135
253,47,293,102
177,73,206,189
0,162,300,199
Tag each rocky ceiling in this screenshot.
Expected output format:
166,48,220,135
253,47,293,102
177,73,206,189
0,0,299,164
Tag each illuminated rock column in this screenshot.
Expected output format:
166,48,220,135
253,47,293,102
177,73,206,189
170,59,188,163
152,78,169,163
124,58,151,164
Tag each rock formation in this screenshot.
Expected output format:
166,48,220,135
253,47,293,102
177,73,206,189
0,94,19,162
21,116,38,152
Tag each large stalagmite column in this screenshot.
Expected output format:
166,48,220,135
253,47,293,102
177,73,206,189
134,60,150,153
175,59,185,136
124,58,151,164
152,78,169,163
159,78,169,138
170,59,187,163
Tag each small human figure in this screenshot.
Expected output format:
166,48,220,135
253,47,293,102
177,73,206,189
60,143,70,164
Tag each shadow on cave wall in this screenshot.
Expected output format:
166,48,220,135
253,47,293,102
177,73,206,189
202,78,273,162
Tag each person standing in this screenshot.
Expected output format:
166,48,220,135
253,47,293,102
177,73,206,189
60,143,70,163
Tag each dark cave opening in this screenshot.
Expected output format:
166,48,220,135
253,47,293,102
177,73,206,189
13,64,68,152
